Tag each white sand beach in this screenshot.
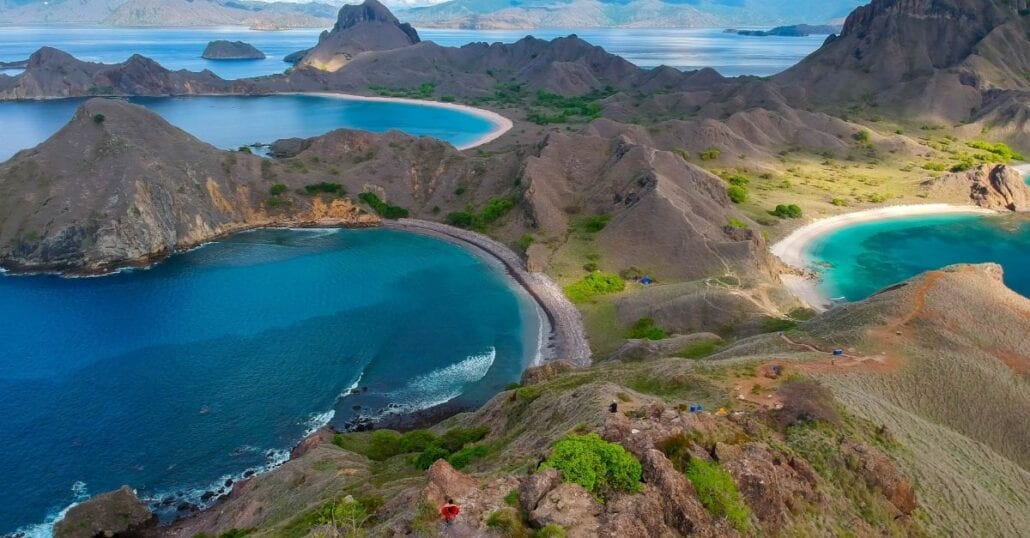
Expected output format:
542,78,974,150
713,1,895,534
298,92,514,150
770,204,999,311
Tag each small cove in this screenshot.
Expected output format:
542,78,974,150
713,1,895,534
0,94,504,162
806,213,1030,304
0,228,541,536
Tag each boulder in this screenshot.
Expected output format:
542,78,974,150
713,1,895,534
518,468,561,511
53,486,155,538
421,459,478,506
201,40,266,60
529,482,602,535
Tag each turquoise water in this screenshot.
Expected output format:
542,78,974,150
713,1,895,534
0,94,498,162
0,26,830,79
808,214,1030,303
0,228,539,536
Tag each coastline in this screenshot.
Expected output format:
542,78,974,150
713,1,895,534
770,204,999,311
292,91,515,150
383,219,591,367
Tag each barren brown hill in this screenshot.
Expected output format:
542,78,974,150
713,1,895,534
295,0,421,72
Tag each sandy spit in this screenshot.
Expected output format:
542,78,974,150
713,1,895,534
384,219,591,368
770,204,999,311
295,92,514,150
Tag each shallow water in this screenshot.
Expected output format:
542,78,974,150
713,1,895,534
0,26,829,80
808,214,1030,303
0,228,539,535
0,94,498,161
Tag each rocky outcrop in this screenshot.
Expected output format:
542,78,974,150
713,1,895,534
840,440,917,515
201,40,266,60
54,486,155,538
529,482,602,535
776,0,1030,127
0,98,376,274
920,163,1030,211
295,0,420,72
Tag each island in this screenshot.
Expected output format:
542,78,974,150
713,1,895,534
725,24,841,37
201,40,266,60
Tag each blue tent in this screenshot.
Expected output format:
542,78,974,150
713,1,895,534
640,276,654,285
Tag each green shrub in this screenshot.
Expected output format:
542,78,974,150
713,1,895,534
454,186,466,196
761,317,798,333
358,192,408,219
448,444,488,469
441,95,456,103
725,174,749,187
415,445,451,470
486,508,530,537
367,430,404,461
853,130,871,143
517,234,534,252
627,318,668,340
771,204,803,219
699,147,721,161
542,433,642,497
564,272,626,303
446,211,476,228
831,197,848,207
583,262,599,272
677,339,722,359
968,140,1025,161
237,145,252,154
582,214,611,233
726,185,748,204
504,489,519,507
400,430,438,453
922,162,948,171
480,197,515,224
269,183,288,196
684,458,752,532
304,182,346,196
727,218,748,229
92,113,105,124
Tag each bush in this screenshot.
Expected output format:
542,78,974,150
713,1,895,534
448,444,488,469
400,430,438,453
237,145,252,154
726,185,748,204
968,140,1024,161
535,524,567,537
480,197,515,224
699,147,721,161
454,186,466,196
517,234,534,252
582,214,611,233
304,182,346,196
367,430,404,461
771,204,803,219
627,318,668,340
438,426,490,453
677,339,722,359
853,130,871,143
831,197,849,207
486,508,530,537
446,211,476,228
684,458,752,532
269,183,288,196
92,113,105,124
727,218,748,229
725,174,749,187
542,433,642,496
564,272,625,303
358,192,408,219
415,445,451,470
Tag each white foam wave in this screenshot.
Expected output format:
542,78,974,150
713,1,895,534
378,348,496,415
11,481,94,538
302,409,336,437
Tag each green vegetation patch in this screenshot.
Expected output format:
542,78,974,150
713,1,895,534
304,182,346,196
677,339,723,359
269,183,288,196
626,317,668,340
770,204,803,219
563,272,625,303
580,214,612,233
369,82,436,99
684,458,752,532
358,192,409,219
526,88,615,125
542,433,642,497
446,197,517,230
968,140,1025,161
699,147,721,161
726,185,747,204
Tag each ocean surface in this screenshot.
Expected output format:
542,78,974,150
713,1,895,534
0,94,499,161
808,214,1030,303
0,228,540,536
0,26,829,79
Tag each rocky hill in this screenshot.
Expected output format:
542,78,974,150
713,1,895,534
201,40,266,60
294,0,422,72
0,99,377,274
776,0,1030,132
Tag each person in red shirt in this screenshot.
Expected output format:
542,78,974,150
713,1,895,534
440,498,461,524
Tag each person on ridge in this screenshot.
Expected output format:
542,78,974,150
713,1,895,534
440,499,460,525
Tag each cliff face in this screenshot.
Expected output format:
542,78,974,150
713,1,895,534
296,0,421,72
0,99,375,274
776,0,1030,127
921,163,1030,211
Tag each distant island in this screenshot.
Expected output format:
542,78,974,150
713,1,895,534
201,40,266,60
725,24,841,37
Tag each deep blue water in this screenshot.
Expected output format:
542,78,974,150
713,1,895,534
808,214,1030,303
0,26,829,79
0,228,540,536
0,94,499,161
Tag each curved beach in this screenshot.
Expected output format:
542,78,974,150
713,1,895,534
296,92,514,150
384,219,591,367
770,204,999,311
